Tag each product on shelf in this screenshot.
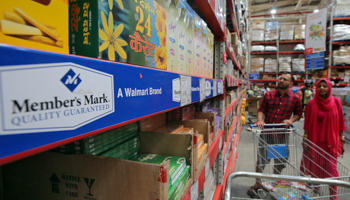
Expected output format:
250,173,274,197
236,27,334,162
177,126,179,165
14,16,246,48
193,11,202,76
251,45,264,52
201,20,208,77
207,28,214,78
167,104,196,121
69,0,168,69
294,25,306,40
135,154,187,190
264,58,277,72
251,20,265,30
233,40,243,58
100,136,139,160
333,46,350,65
264,46,278,52
333,24,350,41
185,3,195,75
292,58,305,72
226,27,232,44
251,57,264,72
278,57,292,72
169,165,191,200
198,143,208,164
231,32,239,45
0,0,68,53
139,113,167,131
3,131,193,200
265,22,278,41
251,29,264,41
177,0,188,74
293,44,305,51
154,125,185,134
262,74,276,80
280,26,294,40
334,0,350,17
53,123,138,155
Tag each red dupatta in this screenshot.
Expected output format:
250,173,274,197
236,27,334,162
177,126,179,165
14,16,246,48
308,78,341,157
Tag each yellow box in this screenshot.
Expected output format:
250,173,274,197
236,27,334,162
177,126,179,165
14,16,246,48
0,0,68,53
197,134,204,147
198,143,208,163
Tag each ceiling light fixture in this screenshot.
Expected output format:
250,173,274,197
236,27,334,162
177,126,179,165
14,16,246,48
314,9,319,13
271,9,276,14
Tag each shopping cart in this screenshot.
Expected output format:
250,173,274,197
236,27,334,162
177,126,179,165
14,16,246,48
224,124,350,200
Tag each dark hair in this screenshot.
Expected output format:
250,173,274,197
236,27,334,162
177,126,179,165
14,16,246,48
264,83,268,87
284,72,294,82
305,83,311,87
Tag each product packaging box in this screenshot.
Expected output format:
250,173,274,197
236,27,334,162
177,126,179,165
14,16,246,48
177,0,188,74
167,104,196,121
0,0,69,53
280,26,294,40
194,112,217,141
251,30,264,41
185,3,195,75
201,20,208,77
3,131,193,200
292,58,305,72
251,57,264,73
294,25,305,40
264,58,277,72
169,165,191,200
279,57,292,72
69,0,167,70
231,32,238,45
207,28,214,79
166,120,210,181
251,20,265,30
194,12,202,76
139,112,166,131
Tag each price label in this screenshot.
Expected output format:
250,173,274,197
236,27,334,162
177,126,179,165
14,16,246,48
180,75,192,106
213,80,217,97
190,181,199,200
205,158,210,179
218,81,224,94
172,78,181,102
200,78,206,102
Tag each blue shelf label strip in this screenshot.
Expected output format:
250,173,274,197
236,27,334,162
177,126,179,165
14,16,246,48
306,53,325,70
0,44,224,160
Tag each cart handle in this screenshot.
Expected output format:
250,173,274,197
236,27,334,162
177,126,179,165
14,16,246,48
224,171,350,200
250,123,294,128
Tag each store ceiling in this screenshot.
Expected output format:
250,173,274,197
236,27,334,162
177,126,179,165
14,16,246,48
249,0,323,16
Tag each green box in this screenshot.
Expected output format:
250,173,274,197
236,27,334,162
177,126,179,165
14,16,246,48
169,165,190,200
69,0,167,69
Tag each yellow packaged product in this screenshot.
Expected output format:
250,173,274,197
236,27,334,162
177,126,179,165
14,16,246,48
198,143,208,163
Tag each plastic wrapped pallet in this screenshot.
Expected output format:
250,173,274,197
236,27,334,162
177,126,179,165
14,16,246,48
335,0,350,17
333,24,350,41
294,44,305,51
294,25,305,40
251,57,264,73
292,58,305,72
265,28,278,41
251,20,265,30
251,45,264,52
251,30,264,41
280,26,294,40
279,57,292,72
265,46,278,52
333,46,350,65
264,58,277,72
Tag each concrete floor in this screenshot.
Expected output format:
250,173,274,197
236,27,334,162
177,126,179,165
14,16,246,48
230,115,350,199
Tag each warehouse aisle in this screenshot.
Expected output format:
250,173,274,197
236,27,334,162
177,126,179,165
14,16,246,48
230,115,350,199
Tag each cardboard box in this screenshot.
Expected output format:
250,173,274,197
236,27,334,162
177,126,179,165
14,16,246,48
70,0,167,70
139,112,166,131
194,112,217,139
166,120,209,181
0,0,68,53
251,20,265,30
3,132,193,200
231,32,238,45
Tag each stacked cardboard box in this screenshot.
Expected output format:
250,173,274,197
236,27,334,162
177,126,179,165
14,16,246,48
251,30,264,41
279,57,292,72
251,57,264,72
101,136,139,160
167,104,196,121
265,29,278,41
251,20,265,30
139,113,167,131
294,25,306,40
280,26,294,40
262,74,276,80
53,123,138,155
264,58,277,72
333,46,350,65
292,58,305,72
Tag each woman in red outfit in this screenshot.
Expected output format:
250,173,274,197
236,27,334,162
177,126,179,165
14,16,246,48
301,78,346,199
